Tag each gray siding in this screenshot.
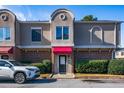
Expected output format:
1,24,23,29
15,21,20,45
74,23,91,45
74,23,119,46
20,23,51,46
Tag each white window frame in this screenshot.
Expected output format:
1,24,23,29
0,27,11,41
55,26,69,40
31,27,42,42
90,26,103,44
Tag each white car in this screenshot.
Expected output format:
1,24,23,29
0,59,40,84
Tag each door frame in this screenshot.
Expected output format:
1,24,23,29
59,55,66,73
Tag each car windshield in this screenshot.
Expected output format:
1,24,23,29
10,61,26,66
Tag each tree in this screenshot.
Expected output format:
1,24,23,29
81,15,98,21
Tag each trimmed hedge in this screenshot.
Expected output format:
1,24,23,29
108,59,124,75
21,59,124,75
32,63,46,73
31,59,52,74
21,60,32,64
42,59,52,73
75,60,109,74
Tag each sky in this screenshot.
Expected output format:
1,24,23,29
0,5,124,47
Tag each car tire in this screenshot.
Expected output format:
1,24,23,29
14,72,26,84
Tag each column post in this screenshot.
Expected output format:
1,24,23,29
51,48,55,73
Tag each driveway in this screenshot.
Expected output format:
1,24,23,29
0,79,124,88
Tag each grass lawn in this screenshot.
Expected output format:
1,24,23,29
75,73,124,79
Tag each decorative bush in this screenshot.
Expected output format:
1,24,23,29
42,59,52,73
31,59,52,74
108,59,124,75
75,60,109,74
31,63,46,73
20,60,32,64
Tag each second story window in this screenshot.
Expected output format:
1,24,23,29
56,26,62,40
56,26,69,40
63,26,69,40
31,27,42,42
0,27,10,41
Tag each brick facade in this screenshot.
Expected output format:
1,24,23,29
74,48,113,61
20,49,51,62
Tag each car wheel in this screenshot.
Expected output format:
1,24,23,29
14,72,26,84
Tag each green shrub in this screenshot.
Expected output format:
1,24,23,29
42,59,52,73
108,59,124,75
31,63,46,73
21,60,32,64
75,60,109,74
31,59,52,74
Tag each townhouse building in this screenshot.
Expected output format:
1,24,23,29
0,9,121,73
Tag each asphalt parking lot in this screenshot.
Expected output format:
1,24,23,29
0,79,124,88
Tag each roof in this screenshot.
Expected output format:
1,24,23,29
0,9,16,18
18,20,122,24
75,20,122,23
51,8,75,20
18,20,50,24
0,9,122,24
115,48,124,52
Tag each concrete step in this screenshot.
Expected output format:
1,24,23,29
52,73,75,79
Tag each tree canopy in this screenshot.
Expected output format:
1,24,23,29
81,15,98,21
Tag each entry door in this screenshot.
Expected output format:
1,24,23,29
59,55,66,73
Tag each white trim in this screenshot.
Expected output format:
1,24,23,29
17,45,116,48
119,24,121,47
52,43,74,46
19,21,50,24
74,45,116,48
114,23,117,46
90,26,103,44
17,45,51,48
31,27,42,29
55,26,70,40
90,29,92,44
75,21,121,23
31,27,42,42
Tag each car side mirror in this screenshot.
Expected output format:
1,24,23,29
5,64,12,68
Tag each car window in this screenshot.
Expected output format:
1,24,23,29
0,61,10,67
10,61,25,66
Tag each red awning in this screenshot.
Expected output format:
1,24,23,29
0,47,13,54
52,47,73,54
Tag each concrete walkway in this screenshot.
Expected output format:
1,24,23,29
51,73,75,79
